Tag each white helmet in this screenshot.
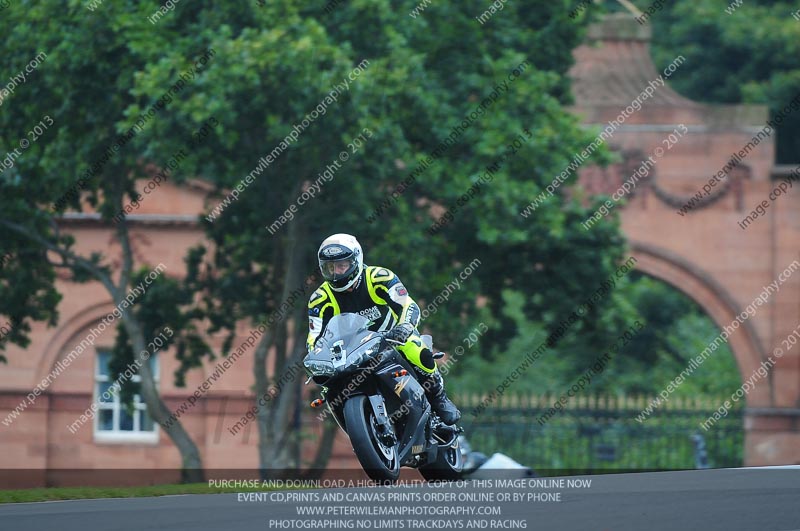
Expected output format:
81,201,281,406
317,234,363,292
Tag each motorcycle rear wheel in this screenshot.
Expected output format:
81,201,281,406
343,395,400,482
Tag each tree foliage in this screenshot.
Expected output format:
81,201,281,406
2,0,640,475
452,274,741,399
626,0,800,163
107,0,634,470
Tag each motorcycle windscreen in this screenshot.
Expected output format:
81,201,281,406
319,313,372,343
307,313,381,373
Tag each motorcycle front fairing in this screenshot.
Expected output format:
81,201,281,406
303,313,434,466
303,313,382,380
303,313,388,429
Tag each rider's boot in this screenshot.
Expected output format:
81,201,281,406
413,368,461,425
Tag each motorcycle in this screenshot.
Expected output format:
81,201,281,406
303,313,463,482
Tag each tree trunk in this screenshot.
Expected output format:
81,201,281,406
0,216,206,483
120,296,205,483
256,212,307,478
113,214,204,483
254,233,282,478
301,406,339,479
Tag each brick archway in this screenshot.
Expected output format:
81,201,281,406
570,14,800,465
630,241,771,405
36,301,119,386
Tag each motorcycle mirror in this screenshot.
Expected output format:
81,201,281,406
433,351,445,359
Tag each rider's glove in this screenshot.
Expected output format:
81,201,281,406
384,322,414,344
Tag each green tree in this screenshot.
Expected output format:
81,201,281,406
0,1,210,481
609,274,740,397
630,0,800,163
128,0,632,474
2,0,632,479
451,275,741,399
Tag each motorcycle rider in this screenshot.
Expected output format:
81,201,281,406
306,233,461,425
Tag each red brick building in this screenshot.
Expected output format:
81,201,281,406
1,14,798,487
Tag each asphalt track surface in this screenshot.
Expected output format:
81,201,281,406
1,469,798,531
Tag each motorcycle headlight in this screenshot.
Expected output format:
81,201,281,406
304,359,334,377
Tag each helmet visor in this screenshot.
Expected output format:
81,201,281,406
319,256,358,283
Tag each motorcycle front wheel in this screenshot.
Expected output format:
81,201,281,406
343,395,400,482
419,434,464,481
